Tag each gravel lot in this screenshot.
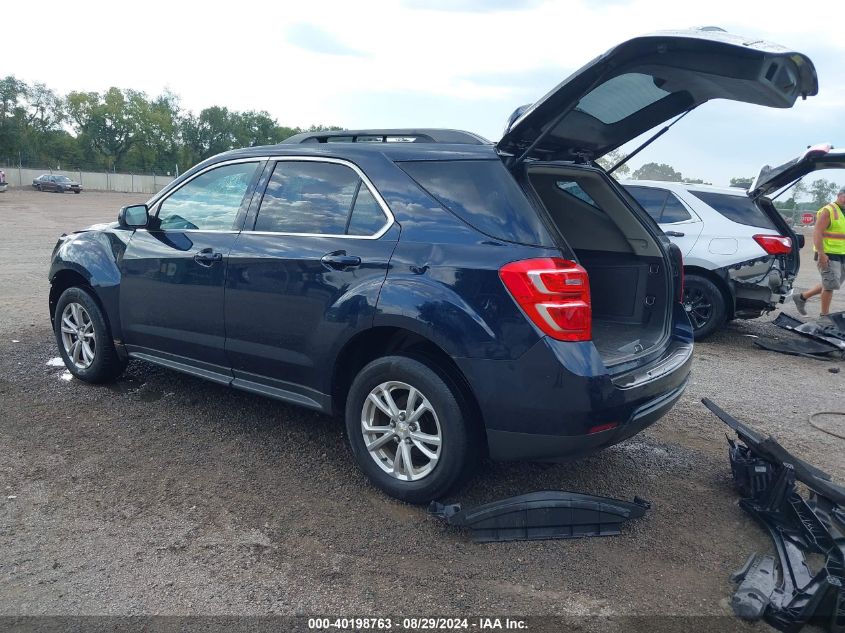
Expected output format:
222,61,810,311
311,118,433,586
1,188,843,629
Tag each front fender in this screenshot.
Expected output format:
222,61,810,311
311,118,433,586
49,229,130,337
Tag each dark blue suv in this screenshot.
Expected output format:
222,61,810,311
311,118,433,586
48,29,817,502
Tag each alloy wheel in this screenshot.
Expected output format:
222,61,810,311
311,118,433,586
683,286,713,330
361,381,442,482
60,302,96,369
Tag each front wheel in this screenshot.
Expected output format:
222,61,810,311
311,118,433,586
345,356,472,503
682,275,727,340
54,286,126,383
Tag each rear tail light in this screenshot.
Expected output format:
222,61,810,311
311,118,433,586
753,234,792,255
499,258,591,342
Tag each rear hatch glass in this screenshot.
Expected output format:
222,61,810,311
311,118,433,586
687,190,777,230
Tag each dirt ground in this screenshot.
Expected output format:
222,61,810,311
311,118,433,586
0,188,843,630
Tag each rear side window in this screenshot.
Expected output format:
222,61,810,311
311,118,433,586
555,181,600,208
661,194,692,223
400,160,552,246
626,186,667,221
688,190,776,230
626,186,693,224
254,161,389,236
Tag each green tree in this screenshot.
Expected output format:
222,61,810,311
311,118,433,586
808,179,839,208
631,162,683,182
66,87,152,169
2,76,339,172
595,149,630,179
730,176,753,189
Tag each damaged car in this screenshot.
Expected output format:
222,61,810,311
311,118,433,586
48,28,816,502
623,144,845,340
623,178,803,339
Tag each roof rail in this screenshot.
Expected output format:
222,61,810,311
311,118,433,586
280,129,491,145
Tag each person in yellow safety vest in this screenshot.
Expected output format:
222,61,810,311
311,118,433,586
793,187,845,321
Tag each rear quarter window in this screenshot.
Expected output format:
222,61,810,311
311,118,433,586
399,160,552,246
689,190,776,230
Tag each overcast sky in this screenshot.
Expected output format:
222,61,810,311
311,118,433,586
6,0,845,186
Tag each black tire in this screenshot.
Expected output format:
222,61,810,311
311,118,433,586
345,355,472,503
683,274,727,340
53,286,127,383
74,190,81,194
36,184,42,191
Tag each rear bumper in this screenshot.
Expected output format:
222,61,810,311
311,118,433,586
455,307,693,462
730,261,794,318
486,377,689,461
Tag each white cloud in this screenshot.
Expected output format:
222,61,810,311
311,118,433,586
4,0,844,181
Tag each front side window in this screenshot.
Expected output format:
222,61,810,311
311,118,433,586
254,161,389,236
158,162,259,231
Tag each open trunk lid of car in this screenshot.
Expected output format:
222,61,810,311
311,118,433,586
497,28,818,163
748,144,845,198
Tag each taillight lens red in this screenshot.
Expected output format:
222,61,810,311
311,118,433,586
753,234,792,255
499,258,591,342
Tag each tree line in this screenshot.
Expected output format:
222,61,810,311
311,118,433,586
0,76,338,174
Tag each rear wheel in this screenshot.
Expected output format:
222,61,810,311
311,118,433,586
36,184,42,191
682,274,726,340
54,286,126,383
345,356,472,503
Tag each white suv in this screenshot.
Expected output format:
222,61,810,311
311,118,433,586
621,179,800,339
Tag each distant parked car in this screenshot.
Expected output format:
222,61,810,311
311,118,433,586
0,170,7,193
33,174,82,193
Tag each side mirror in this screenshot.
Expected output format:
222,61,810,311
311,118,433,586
118,204,149,229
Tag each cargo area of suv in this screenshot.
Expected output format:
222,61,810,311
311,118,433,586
525,165,671,365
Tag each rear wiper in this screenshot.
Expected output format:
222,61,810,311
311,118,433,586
606,108,695,175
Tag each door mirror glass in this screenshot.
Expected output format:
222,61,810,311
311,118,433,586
119,204,149,228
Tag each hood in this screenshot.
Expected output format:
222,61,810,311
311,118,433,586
498,27,817,163
749,144,845,198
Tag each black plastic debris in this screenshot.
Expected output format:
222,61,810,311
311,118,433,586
703,398,845,633
731,553,778,620
774,313,845,352
753,336,839,359
429,491,650,543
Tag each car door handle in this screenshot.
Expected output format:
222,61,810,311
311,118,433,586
664,231,685,237
321,251,361,271
193,248,223,266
